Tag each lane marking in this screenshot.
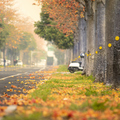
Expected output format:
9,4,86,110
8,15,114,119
0,67,45,81
0,74,21,81
39,67,45,71
24,72,28,74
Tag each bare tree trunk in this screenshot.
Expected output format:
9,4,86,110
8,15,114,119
70,48,73,62
85,1,96,76
94,1,106,82
64,50,67,65
68,49,71,64
93,0,98,77
78,40,80,58
112,0,120,87
86,16,95,76
78,18,87,74
106,0,116,84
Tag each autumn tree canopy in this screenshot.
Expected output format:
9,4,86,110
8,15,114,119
18,32,37,51
33,0,89,49
0,0,38,52
34,0,85,35
0,0,19,48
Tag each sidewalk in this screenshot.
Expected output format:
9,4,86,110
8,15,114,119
1,65,120,120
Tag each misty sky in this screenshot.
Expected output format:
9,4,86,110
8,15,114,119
14,0,41,21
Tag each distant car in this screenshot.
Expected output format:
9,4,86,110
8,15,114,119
16,60,23,66
35,61,46,67
35,62,42,66
68,61,83,73
6,60,11,65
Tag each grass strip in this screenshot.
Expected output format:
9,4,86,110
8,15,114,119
56,65,69,72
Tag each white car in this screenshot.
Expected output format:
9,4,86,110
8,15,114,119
6,60,11,65
16,60,23,66
68,61,83,73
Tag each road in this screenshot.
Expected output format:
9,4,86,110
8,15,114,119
0,66,43,79
0,66,46,105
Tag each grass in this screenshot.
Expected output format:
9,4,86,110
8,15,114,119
56,65,69,72
85,88,98,96
31,81,59,101
3,112,44,120
3,65,120,120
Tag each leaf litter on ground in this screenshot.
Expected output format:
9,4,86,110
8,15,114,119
1,65,120,120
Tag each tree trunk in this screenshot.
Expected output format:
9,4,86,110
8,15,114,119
112,0,120,87
78,18,87,74
86,15,95,76
85,1,96,76
93,0,98,77
94,1,105,82
106,0,116,84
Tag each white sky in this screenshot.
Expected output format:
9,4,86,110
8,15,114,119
14,0,41,22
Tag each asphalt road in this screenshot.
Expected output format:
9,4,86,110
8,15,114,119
0,66,46,105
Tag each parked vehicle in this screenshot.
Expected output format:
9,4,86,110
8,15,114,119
35,59,46,67
6,60,11,65
16,60,23,66
68,61,83,73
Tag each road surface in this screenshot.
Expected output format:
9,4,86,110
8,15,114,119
0,66,46,104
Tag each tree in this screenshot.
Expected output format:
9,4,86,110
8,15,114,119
0,20,9,48
0,0,18,24
18,32,36,51
0,0,21,49
34,11,74,49
0,0,46,65
34,0,85,35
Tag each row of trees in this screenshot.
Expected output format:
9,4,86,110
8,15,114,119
0,0,42,64
34,0,120,87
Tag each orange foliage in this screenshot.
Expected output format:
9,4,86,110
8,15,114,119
0,0,17,24
0,0,21,49
35,0,85,35
14,17,46,50
0,0,45,50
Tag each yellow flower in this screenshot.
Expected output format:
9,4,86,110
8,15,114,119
115,36,119,41
108,43,112,47
99,46,102,50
